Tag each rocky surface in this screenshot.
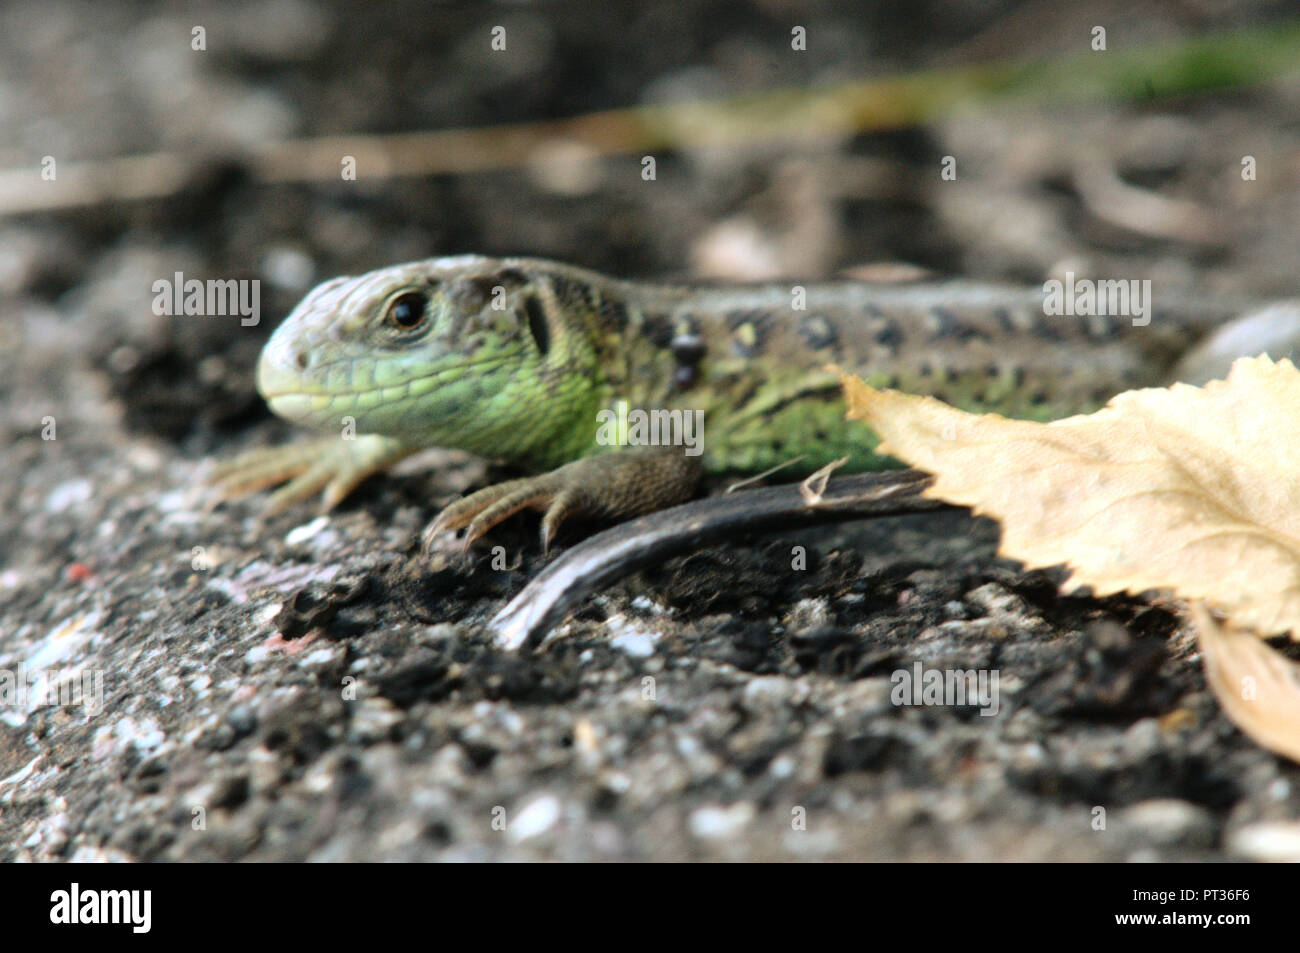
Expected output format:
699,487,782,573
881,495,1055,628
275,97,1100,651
3,0,1300,861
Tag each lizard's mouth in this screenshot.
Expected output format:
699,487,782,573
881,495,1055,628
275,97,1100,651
255,333,336,427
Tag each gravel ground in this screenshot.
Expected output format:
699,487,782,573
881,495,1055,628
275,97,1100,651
3,0,1300,862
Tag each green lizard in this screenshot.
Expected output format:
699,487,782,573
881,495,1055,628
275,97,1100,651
212,255,1289,549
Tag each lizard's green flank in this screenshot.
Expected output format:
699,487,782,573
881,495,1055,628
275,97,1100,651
217,254,1285,543
255,255,1231,476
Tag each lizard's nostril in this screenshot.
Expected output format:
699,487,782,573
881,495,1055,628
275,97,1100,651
256,330,314,400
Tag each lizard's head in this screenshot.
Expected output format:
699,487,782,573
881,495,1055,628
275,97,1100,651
256,256,605,466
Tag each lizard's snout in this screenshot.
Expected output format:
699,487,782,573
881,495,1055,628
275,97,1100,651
256,324,313,400
254,322,331,431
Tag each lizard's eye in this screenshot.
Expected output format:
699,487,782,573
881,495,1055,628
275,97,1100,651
384,291,429,330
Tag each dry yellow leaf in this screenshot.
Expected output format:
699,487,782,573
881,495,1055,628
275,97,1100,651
1191,603,1300,762
838,355,1300,637
838,355,1300,761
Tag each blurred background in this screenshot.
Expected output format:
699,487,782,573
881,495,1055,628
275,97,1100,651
2,0,1299,451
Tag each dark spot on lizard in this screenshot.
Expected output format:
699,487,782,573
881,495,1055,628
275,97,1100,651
798,314,837,351
493,267,529,287
874,323,903,350
1034,315,1065,342
548,273,591,312
447,276,494,311
671,333,706,366
642,312,675,349
674,365,699,389
670,332,705,390
931,307,981,342
522,296,551,356
597,296,629,334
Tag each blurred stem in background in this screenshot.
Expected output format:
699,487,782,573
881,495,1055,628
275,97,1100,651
2,21,1298,215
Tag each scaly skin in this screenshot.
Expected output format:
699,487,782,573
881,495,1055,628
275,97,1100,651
212,255,1252,548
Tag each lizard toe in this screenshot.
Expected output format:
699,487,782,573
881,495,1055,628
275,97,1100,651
423,479,528,551
424,473,574,551
461,484,559,549
210,443,319,497
539,489,581,554
265,463,335,514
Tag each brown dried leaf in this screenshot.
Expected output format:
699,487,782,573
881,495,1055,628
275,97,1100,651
839,356,1300,637
1191,603,1300,762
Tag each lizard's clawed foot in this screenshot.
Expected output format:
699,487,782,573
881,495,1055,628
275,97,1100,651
422,448,704,555
210,435,415,513
424,471,583,554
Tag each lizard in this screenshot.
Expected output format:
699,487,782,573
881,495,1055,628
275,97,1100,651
211,254,1295,550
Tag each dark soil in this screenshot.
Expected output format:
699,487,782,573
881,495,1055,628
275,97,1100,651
2,0,1299,861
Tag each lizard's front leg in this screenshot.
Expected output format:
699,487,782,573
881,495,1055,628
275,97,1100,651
211,434,417,513
423,447,703,553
